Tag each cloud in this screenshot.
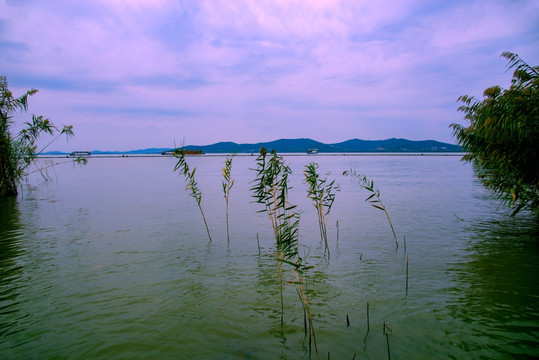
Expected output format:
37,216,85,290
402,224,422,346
1,0,538,150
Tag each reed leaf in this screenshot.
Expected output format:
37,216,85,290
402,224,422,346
344,169,398,248
174,149,212,242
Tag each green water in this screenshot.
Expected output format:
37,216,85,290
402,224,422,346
1,155,538,359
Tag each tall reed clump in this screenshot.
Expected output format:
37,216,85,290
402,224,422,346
304,162,339,256
344,169,398,248
174,149,212,242
222,153,235,243
251,147,298,324
251,148,319,358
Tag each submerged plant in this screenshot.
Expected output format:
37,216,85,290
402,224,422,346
304,162,339,256
222,153,235,243
174,149,212,242
344,169,398,248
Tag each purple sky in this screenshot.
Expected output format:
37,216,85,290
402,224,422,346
1,0,538,151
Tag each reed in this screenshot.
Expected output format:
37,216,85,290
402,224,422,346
304,162,339,256
363,301,370,352
343,170,398,248
383,321,392,360
251,148,299,325
174,149,212,242
222,153,235,243
281,256,319,359
251,148,320,358
405,254,409,297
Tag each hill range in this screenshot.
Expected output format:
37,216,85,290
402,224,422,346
47,138,462,155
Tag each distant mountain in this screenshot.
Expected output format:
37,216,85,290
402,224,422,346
44,138,461,155
330,138,460,152
182,138,461,153
91,148,172,155
183,138,337,153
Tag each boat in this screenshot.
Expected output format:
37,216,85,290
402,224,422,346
161,149,204,155
70,151,91,157
307,149,318,154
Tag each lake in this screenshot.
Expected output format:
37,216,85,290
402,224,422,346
1,154,538,359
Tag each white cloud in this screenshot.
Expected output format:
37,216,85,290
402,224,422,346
1,0,538,150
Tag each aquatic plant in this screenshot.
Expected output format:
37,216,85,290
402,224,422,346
222,153,235,243
383,321,392,360
251,148,298,323
251,148,320,358
344,169,398,248
304,162,339,256
280,255,319,359
174,149,212,242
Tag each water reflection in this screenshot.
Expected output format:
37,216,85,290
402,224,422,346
0,198,25,337
448,214,539,358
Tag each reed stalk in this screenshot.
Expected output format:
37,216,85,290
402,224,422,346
383,321,392,360
343,169,398,248
405,254,409,297
304,162,339,256
363,302,370,353
174,149,212,242
283,257,319,359
222,153,235,243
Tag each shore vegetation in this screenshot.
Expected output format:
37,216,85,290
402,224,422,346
0,76,85,197
451,52,539,215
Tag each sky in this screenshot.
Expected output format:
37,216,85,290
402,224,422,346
1,0,538,151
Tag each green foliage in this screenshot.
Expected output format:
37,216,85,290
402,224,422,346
451,52,539,215
304,162,339,255
174,149,212,242
344,169,398,248
0,76,85,197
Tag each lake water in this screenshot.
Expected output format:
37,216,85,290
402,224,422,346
1,154,538,359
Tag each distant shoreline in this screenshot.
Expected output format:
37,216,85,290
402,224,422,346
41,137,462,156
38,152,464,159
